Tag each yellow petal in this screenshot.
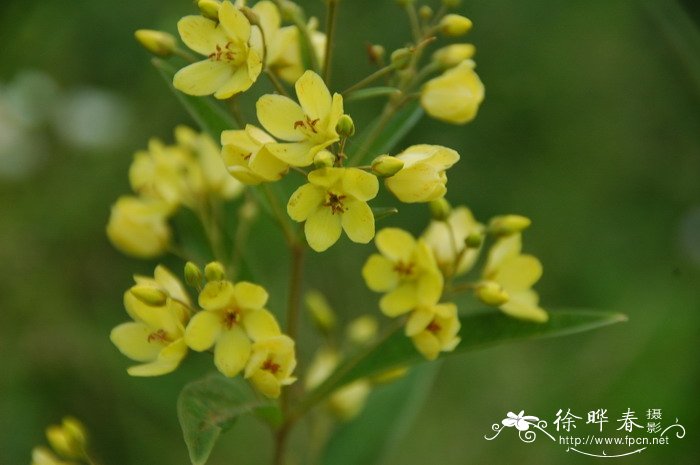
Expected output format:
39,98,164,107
199,280,236,310
219,0,251,43
250,370,281,398
421,61,484,124
305,206,342,252
341,199,375,244
214,66,254,99
385,163,444,203
295,71,331,121
127,339,188,377
308,167,344,188
233,281,269,309
242,308,281,341
411,331,440,360
325,93,344,134
174,60,233,96
253,1,281,47
184,310,222,351
177,15,227,56
342,168,379,201
375,228,415,262
266,141,316,166
287,183,325,221
500,290,548,322
249,145,288,180
362,254,399,292
247,42,264,81
256,94,306,141
379,283,417,317
154,265,191,306
484,234,522,278
110,322,162,362
416,270,443,307
405,307,434,337
492,255,542,292
214,325,252,377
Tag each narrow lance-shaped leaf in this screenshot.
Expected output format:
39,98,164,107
294,309,627,417
177,373,282,465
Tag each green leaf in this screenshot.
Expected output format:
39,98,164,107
152,58,239,139
345,87,401,103
295,309,626,417
349,100,424,165
177,373,280,465
321,363,439,465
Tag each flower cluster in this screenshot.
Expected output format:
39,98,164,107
106,126,242,258
30,417,89,465
110,262,296,398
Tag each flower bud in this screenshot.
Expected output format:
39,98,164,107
439,14,473,37
46,417,87,459
184,261,203,288
329,379,371,421
367,44,385,64
465,231,484,248
476,281,510,306
305,290,336,333
134,29,177,57
419,5,434,20
346,315,378,345
372,366,409,384
240,6,261,27
239,199,258,221
432,43,476,68
335,114,355,138
390,47,413,70
204,261,226,282
371,155,404,177
314,150,336,169
429,198,452,221
130,284,168,306
488,214,531,236
198,0,221,21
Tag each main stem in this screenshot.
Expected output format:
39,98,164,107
323,0,339,84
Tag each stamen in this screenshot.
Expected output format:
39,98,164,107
324,192,347,214
263,358,281,374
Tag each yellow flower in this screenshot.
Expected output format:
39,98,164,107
421,60,485,124
385,144,460,203
329,379,371,421
110,266,191,376
432,43,476,68
174,1,263,99
244,335,297,398
185,277,281,377
30,447,76,465
362,228,444,317
106,196,172,259
406,303,461,360
45,417,87,460
288,167,378,252
422,206,484,276
481,233,548,322
256,71,343,166
221,124,288,184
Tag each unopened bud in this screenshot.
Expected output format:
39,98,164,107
433,43,476,68
305,290,336,333
439,14,473,37
488,214,531,236
134,29,176,57
198,0,221,21
429,198,452,221
366,44,385,64
335,114,355,138
419,5,434,20
130,284,168,306
346,315,378,345
390,48,413,70
372,366,409,384
46,417,87,459
204,261,226,282
240,6,261,26
476,281,509,306
314,150,336,169
465,231,483,248
371,155,404,177
184,261,203,288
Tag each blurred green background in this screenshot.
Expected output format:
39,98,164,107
1,0,698,464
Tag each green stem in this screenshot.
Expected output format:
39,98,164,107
266,70,291,97
404,2,423,42
173,47,196,62
262,184,297,247
323,0,340,84
227,97,245,128
342,64,395,96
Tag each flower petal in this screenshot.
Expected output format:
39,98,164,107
287,183,325,221
295,71,332,121
342,168,379,201
411,331,440,360
361,254,399,292
184,310,222,351
249,146,288,181
250,370,281,398
219,0,251,43
199,280,236,310
500,290,548,322
379,283,417,317
375,228,415,262
174,60,234,96
177,16,227,56
127,339,187,377
305,207,342,252
405,307,434,337
256,95,306,141
214,66,254,99
492,255,542,292
110,322,162,362
214,326,252,377
242,309,281,341
484,234,522,277
341,199,375,244
233,281,269,310
266,141,316,166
